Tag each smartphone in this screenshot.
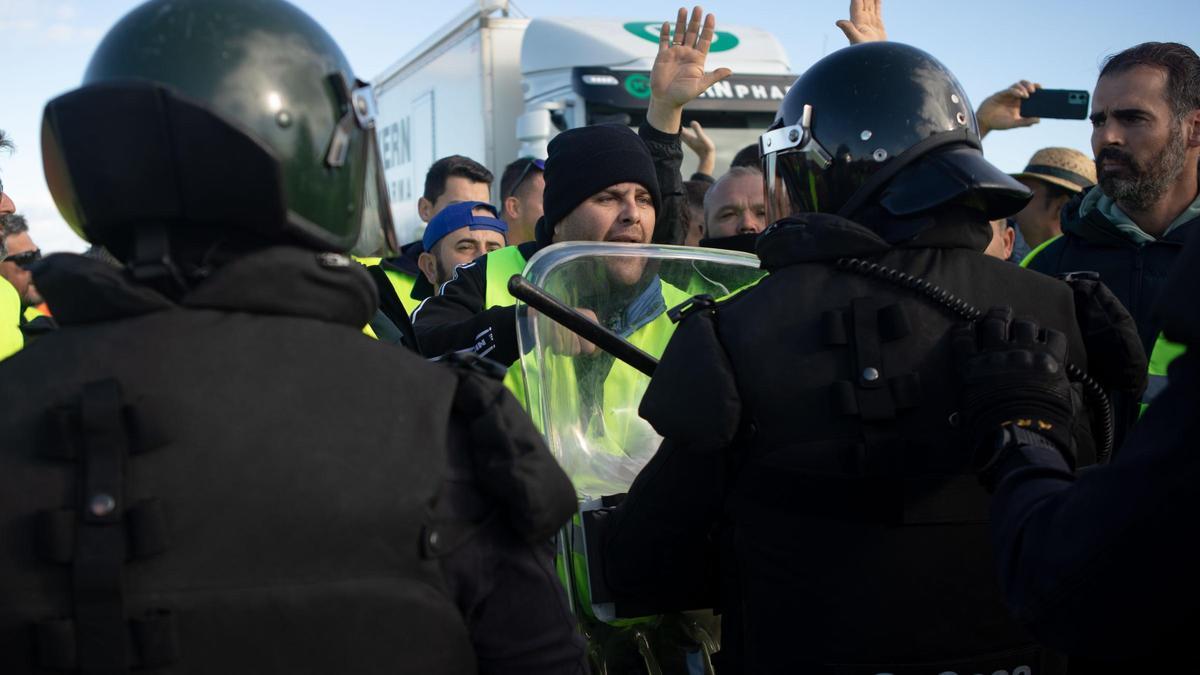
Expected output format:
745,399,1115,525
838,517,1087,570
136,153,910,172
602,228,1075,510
1020,89,1090,120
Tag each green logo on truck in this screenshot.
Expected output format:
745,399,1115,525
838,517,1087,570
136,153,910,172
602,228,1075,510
624,73,652,99
623,22,740,52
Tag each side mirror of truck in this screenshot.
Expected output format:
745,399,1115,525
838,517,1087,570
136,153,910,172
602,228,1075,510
511,105,556,157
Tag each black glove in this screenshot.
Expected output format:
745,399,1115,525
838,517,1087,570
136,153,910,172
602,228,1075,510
953,307,1075,472
1058,272,1148,397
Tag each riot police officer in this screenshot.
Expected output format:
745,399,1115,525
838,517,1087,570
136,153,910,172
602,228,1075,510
599,42,1132,674
0,1,584,673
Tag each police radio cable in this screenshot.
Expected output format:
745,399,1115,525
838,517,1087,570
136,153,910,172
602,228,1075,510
835,257,1115,463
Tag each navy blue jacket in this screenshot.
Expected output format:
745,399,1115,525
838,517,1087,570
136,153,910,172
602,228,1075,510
992,231,1200,667
1026,188,1196,361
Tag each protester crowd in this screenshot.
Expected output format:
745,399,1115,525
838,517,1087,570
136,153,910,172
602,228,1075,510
1,0,1198,673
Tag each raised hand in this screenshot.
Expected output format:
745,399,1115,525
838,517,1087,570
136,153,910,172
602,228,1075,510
836,0,887,45
646,6,733,134
977,80,1042,139
680,120,717,176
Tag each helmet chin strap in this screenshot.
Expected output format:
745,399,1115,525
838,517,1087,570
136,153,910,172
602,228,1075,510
836,128,977,220
129,223,188,299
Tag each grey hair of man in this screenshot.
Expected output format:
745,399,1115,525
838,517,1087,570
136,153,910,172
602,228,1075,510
702,165,764,224
1,213,28,238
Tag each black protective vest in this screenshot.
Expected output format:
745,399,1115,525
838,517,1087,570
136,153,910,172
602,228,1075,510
642,214,1091,673
0,252,476,674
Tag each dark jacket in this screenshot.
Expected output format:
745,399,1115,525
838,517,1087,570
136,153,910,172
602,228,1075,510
990,230,1200,670
412,122,686,363
1026,188,1198,439
0,248,585,675
604,211,1093,674
1027,187,1196,356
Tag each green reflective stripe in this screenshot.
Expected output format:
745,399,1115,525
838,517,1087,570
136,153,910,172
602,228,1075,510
1019,234,1062,268
0,279,23,361
22,306,45,323
482,245,528,310
483,246,531,404
1149,333,1186,376
355,256,423,334
564,510,654,626
383,269,422,314
1140,333,1187,414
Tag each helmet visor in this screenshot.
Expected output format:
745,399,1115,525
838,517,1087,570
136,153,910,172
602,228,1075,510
759,104,833,223
325,77,397,256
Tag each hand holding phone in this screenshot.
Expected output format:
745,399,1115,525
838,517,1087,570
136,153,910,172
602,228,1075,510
1020,89,1090,120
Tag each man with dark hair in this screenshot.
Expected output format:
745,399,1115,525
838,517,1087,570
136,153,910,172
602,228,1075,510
498,157,544,245
417,201,507,289
1024,41,1200,435
1,213,56,339
362,154,494,339
411,6,729,402
418,154,494,224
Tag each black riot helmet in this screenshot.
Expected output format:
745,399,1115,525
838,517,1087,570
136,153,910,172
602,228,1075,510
760,42,1031,234
41,0,396,273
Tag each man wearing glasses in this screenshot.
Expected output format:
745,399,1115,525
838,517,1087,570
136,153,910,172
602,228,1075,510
498,157,545,245
1,214,52,328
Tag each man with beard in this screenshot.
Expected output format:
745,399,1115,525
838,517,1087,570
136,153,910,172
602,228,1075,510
1024,42,1200,441
1,214,57,340
411,7,729,403
416,201,508,290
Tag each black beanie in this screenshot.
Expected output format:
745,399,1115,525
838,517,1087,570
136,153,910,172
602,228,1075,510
535,124,662,246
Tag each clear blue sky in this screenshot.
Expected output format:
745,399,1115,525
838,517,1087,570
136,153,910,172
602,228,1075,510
2,0,1197,253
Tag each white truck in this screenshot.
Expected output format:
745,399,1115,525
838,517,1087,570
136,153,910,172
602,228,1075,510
372,0,796,243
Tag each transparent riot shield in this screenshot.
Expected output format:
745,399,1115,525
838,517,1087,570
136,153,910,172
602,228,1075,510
513,242,764,674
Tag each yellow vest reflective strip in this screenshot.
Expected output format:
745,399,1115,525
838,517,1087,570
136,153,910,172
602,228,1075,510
385,270,422,315
1019,234,1062,268
1,279,23,361
1140,333,1187,414
354,256,422,340
354,256,423,314
483,246,531,404
22,305,46,323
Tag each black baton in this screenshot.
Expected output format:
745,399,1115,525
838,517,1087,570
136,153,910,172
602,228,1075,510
507,274,659,377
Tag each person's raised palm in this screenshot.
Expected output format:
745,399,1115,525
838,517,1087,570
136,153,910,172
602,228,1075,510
836,0,887,44
650,7,732,111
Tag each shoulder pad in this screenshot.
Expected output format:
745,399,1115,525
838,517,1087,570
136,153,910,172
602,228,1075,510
439,351,508,381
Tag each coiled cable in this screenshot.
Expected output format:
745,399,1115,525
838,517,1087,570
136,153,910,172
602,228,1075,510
835,257,1114,463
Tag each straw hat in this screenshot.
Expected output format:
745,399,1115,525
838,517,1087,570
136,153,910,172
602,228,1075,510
1011,147,1097,193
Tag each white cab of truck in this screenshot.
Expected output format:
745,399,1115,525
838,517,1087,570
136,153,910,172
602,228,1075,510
373,0,794,244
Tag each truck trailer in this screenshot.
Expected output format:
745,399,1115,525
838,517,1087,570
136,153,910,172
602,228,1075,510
372,0,796,243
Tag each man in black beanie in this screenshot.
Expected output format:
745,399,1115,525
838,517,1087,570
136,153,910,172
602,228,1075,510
411,6,732,403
